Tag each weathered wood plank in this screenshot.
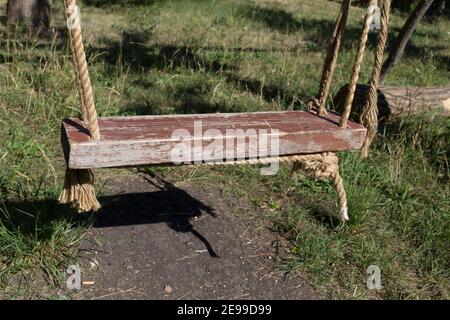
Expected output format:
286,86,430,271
62,111,367,169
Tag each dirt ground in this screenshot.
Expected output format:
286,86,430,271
62,171,318,300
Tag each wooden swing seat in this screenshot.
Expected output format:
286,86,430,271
61,110,367,169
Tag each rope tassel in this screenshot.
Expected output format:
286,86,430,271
59,169,101,213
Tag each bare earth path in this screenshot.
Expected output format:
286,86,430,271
71,172,318,300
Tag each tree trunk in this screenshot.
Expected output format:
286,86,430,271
380,0,434,81
6,0,51,30
333,84,450,122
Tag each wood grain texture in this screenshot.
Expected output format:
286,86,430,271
61,111,367,169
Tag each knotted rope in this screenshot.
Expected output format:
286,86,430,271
59,0,101,212
296,1,352,220
187,153,349,221
339,0,377,128
360,0,391,159
290,153,348,221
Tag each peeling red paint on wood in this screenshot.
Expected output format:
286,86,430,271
61,111,367,169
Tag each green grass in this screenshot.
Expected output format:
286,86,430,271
219,115,450,299
0,0,449,299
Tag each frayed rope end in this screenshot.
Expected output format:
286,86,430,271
340,206,349,221
59,168,101,213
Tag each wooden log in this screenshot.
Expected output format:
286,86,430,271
333,84,450,123
61,111,367,169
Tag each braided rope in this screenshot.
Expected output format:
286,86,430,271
339,0,377,128
65,5,87,121
360,0,391,158
64,0,100,140
315,0,351,116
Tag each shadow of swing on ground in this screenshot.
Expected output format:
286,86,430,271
93,173,220,257
1,175,219,258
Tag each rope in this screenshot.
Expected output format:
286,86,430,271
315,0,351,116
299,2,351,221
59,0,101,213
183,153,348,221
64,0,100,140
339,0,377,128
290,153,348,221
59,168,101,212
360,0,391,159
65,5,87,121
